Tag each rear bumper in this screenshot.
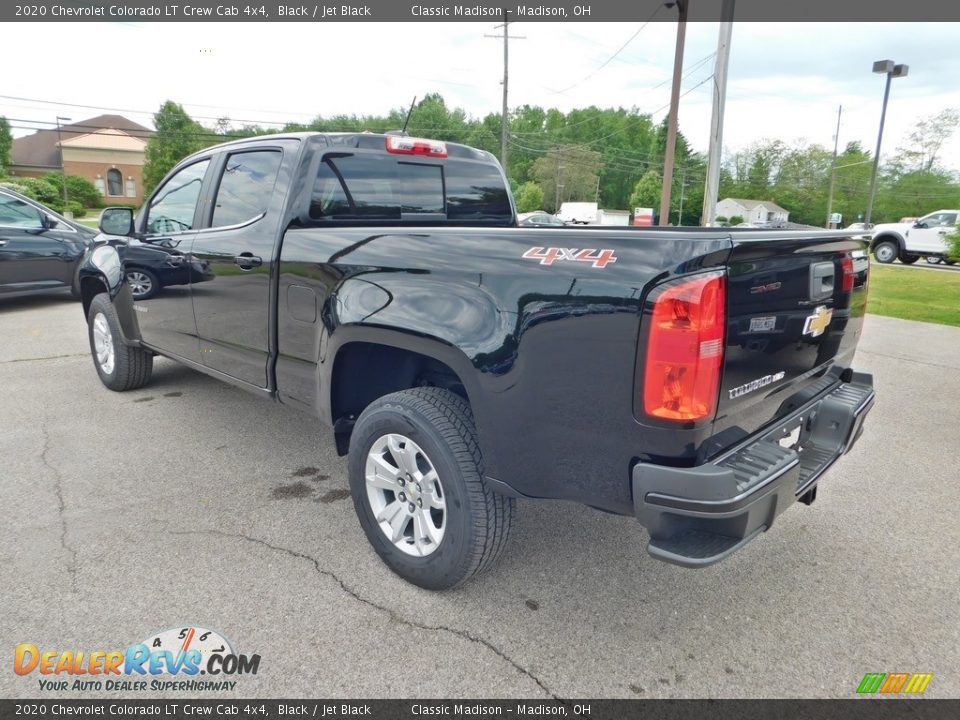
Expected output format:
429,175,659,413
632,371,875,567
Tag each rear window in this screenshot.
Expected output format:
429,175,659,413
308,152,511,224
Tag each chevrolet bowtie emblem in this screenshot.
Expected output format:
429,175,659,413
803,305,833,338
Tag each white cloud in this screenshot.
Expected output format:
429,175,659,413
3,20,959,170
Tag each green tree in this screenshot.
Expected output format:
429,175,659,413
0,116,11,175
143,101,211,196
629,170,662,213
894,108,960,173
515,182,545,213
530,145,602,212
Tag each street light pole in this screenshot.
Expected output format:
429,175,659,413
864,60,908,226
55,116,72,215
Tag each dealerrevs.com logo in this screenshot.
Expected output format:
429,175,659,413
14,626,261,692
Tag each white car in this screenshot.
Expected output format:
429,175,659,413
870,209,958,265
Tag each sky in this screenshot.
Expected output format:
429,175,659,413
3,20,960,171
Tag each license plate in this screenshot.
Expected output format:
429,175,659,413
749,316,777,332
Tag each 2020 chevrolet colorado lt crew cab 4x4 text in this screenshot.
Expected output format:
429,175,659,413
79,132,875,589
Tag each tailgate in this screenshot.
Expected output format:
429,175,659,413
714,230,869,439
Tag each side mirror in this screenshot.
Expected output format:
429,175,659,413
100,207,135,236
913,220,927,229
42,215,60,230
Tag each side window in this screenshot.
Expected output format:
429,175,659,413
146,160,210,234
0,193,43,229
923,213,956,227
211,150,282,228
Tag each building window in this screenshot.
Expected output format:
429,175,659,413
94,176,106,195
125,177,136,198
107,168,123,196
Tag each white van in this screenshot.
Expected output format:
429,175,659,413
557,202,598,225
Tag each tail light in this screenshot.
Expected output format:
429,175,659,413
385,135,447,158
841,256,855,292
643,270,726,422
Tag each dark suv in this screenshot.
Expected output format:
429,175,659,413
0,186,96,299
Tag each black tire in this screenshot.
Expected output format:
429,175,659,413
87,293,153,392
925,256,943,265
348,387,516,590
945,259,957,266
901,254,920,265
125,268,160,301
872,240,898,264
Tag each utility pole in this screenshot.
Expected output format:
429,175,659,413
55,116,72,217
486,17,525,175
676,166,687,225
659,0,688,227
553,144,565,212
825,105,842,228
701,0,735,226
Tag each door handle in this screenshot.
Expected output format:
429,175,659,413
234,254,262,269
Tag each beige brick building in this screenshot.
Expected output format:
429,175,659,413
9,115,152,207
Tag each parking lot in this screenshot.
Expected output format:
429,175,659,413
1,295,958,699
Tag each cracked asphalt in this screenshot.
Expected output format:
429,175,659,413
1,294,958,699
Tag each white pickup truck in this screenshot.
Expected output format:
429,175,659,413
870,209,958,265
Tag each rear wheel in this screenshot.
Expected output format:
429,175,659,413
873,240,898,264
348,387,515,590
925,256,943,264
945,258,957,266
87,294,153,391
125,269,159,300
900,254,920,265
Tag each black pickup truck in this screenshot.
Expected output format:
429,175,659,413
79,132,874,589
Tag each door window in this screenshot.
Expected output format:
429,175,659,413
0,193,43,229
211,150,282,228
146,160,210,234
921,212,958,228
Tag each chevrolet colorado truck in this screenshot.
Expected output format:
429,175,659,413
870,209,959,264
79,132,875,589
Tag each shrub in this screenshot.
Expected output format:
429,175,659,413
948,227,960,261
66,200,86,218
43,172,103,209
9,176,63,209
729,214,745,225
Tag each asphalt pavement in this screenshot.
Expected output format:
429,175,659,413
1,294,958,699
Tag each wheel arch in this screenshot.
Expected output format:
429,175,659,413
324,329,482,457
870,233,905,254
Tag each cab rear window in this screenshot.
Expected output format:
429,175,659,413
308,152,511,224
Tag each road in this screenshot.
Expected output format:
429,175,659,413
1,295,958,699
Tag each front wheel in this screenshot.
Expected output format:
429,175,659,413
873,241,898,264
348,387,515,590
87,294,153,391
925,256,943,264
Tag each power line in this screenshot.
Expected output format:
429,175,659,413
547,4,664,96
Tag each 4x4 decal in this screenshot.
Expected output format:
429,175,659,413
522,247,618,269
